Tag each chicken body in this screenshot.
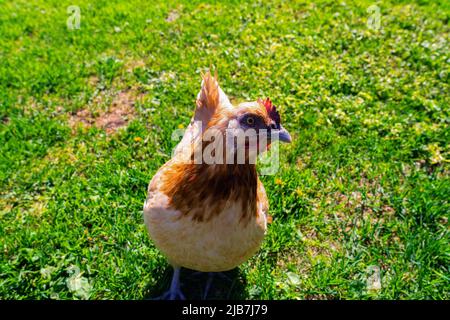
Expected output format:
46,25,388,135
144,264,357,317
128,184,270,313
143,157,268,272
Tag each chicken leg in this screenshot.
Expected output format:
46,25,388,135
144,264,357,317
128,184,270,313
158,266,185,300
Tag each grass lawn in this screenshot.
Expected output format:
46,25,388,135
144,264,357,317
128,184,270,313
0,0,449,299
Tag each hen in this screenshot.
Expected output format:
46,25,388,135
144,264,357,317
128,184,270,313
143,71,291,299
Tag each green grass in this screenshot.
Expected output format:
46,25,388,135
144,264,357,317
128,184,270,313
0,0,449,299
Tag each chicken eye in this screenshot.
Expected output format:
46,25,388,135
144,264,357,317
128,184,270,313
246,117,255,125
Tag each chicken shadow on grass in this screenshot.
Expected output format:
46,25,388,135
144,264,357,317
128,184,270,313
145,266,247,300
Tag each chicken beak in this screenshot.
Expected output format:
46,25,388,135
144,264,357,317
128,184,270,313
277,125,292,143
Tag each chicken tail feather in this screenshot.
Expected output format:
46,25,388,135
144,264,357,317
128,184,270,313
195,70,220,124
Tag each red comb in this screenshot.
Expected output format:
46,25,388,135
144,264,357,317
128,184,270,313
258,97,280,125
258,97,273,113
